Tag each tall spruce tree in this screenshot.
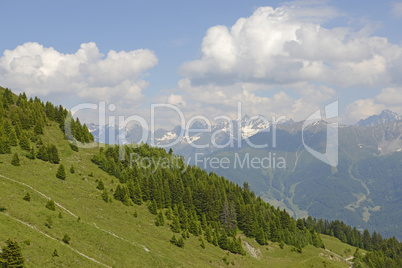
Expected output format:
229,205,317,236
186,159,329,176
56,164,66,180
0,239,25,268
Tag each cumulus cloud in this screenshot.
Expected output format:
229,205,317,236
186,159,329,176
172,78,336,124
0,42,158,109
180,5,401,87
174,3,402,125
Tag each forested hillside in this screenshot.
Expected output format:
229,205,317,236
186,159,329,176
0,86,401,267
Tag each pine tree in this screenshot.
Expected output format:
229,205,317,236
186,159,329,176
8,128,18,146
52,249,59,257
148,199,158,215
176,237,184,248
170,216,181,233
0,239,25,267
37,145,49,161
11,153,20,166
132,183,143,205
70,165,75,174
256,226,267,245
122,193,131,206
155,211,165,226
200,237,206,249
0,137,11,154
170,235,177,245
205,225,212,243
19,134,30,151
97,180,105,190
48,145,60,164
56,164,66,180
45,200,56,211
218,231,229,250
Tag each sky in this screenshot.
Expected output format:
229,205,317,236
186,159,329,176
1,0,402,128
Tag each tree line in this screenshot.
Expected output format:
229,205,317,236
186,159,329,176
0,87,93,159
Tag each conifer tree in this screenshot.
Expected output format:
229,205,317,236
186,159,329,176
97,180,105,190
19,134,30,151
101,188,109,203
52,249,59,257
0,239,25,267
8,128,18,146
70,165,75,174
171,216,181,233
200,237,206,249
0,137,11,154
62,234,70,244
45,200,56,211
122,193,131,206
56,164,66,180
48,145,60,164
155,211,165,226
132,183,143,205
176,237,184,248
148,199,158,215
256,226,267,245
11,153,20,166
218,231,229,250
37,145,49,161
170,235,177,245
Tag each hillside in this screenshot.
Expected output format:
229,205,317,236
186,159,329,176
0,87,400,267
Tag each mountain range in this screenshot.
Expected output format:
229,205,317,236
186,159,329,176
89,110,402,240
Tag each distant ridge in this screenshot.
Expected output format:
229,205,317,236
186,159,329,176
356,109,400,127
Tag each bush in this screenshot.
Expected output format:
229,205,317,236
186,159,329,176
62,234,70,244
22,192,31,202
52,249,59,257
45,200,56,211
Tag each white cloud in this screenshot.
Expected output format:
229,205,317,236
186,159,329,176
180,5,401,87
344,87,402,123
0,42,158,108
173,78,336,123
173,3,402,125
393,2,402,17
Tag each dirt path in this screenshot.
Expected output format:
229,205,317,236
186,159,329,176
1,212,111,268
0,174,78,218
325,249,353,267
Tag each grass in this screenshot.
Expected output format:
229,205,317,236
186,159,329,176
0,122,357,267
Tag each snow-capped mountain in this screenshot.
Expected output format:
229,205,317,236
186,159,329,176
88,115,272,148
356,109,400,127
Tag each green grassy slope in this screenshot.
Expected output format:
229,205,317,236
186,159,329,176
0,122,356,267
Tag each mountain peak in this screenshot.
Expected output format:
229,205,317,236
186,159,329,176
356,109,400,127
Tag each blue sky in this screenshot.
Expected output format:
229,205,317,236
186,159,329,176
1,0,402,127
